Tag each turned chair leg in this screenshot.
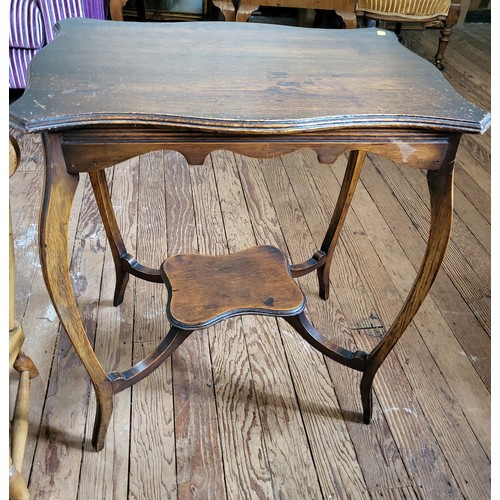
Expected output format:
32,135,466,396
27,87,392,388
435,0,461,69
10,135,39,499
435,23,454,70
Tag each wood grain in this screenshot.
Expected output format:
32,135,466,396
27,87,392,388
79,158,138,498
29,170,109,495
164,151,226,499
367,153,490,334
9,19,489,134
125,151,177,497
214,150,325,498
329,158,490,454
8,21,490,500
279,150,411,492
190,157,274,499
360,156,490,389
259,154,370,497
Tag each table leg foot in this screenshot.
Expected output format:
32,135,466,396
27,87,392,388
113,270,130,306
360,373,373,424
92,389,114,452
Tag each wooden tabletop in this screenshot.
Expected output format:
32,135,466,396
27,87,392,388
9,18,490,134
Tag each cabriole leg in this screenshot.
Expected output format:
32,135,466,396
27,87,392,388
40,133,113,451
89,169,130,306
360,137,458,423
317,149,366,299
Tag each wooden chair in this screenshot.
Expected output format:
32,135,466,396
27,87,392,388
9,136,39,500
355,0,461,69
235,0,357,27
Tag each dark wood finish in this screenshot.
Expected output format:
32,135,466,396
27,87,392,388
108,326,192,393
285,313,368,371
437,0,462,69
162,246,305,329
9,20,488,134
88,170,130,305
8,19,490,452
9,24,490,498
316,149,365,299
61,128,454,172
89,169,163,306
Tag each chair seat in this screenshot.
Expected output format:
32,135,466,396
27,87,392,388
161,245,306,330
356,0,451,19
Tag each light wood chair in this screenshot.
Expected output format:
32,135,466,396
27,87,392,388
355,0,461,69
9,136,39,500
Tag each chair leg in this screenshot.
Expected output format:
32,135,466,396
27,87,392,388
9,459,30,500
435,0,461,70
10,354,39,499
435,25,453,70
212,0,236,21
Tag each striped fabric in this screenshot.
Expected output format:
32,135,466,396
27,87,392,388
356,0,451,19
9,0,45,49
84,0,106,19
9,0,105,88
9,48,38,88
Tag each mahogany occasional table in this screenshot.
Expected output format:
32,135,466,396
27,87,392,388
9,18,490,452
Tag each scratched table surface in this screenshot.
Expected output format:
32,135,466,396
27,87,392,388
9,18,489,134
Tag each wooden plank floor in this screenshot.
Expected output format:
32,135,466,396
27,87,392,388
9,22,490,500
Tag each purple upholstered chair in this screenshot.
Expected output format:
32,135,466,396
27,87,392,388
9,0,107,88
